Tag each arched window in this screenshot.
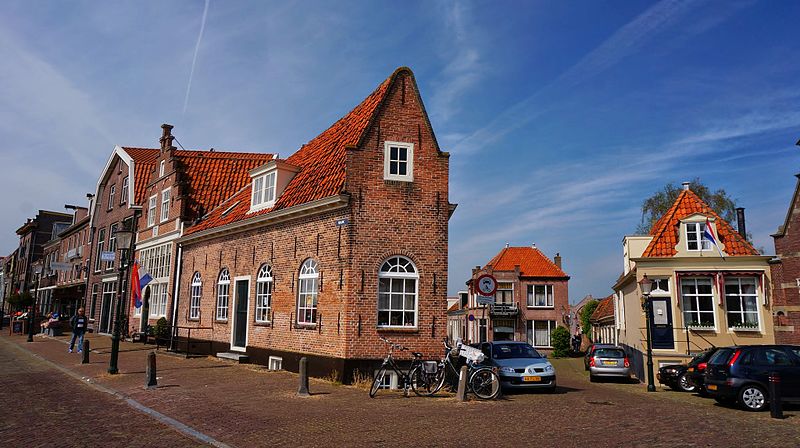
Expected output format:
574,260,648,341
255,264,273,323
190,272,202,319
216,269,230,321
297,259,319,325
378,256,418,327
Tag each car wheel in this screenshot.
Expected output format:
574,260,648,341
589,374,596,383
677,374,696,393
738,385,768,412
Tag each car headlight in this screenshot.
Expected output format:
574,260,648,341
544,364,554,372
499,366,515,374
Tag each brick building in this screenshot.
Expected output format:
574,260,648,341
589,295,615,345
174,67,453,381
14,210,72,295
462,245,570,350
770,156,800,344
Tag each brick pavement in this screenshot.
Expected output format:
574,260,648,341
2,332,800,447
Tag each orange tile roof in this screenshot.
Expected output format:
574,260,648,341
641,189,758,257
484,246,569,278
590,295,614,321
121,148,273,215
186,67,406,235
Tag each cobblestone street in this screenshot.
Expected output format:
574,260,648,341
2,332,799,447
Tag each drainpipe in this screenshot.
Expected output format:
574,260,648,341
169,242,183,351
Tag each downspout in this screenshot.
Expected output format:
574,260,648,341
169,242,183,351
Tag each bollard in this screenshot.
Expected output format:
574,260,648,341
145,351,157,390
769,372,783,419
298,357,310,397
81,340,90,364
456,366,468,402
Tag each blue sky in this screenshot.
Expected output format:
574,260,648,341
1,0,798,302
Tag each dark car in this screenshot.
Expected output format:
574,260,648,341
705,345,800,411
475,341,556,392
685,347,720,396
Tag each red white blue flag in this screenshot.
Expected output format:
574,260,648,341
703,218,725,259
131,261,153,308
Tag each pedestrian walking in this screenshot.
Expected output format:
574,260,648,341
69,308,88,353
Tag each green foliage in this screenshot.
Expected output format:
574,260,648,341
155,317,169,339
550,326,571,358
7,292,34,310
580,300,599,336
636,178,739,235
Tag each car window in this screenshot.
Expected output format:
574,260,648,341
755,348,793,366
492,344,541,359
594,348,625,358
708,348,734,365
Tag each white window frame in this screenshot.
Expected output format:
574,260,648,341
255,264,273,323
108,184,115,210
686,222,712,251
147,195,157,227
297,259,319,325
527,320,557,348
250,171,277,211
159,160,165,177
527,284,554,308
160,188,170,223
269,356,283,370
377,256,419,328
495,282,514,305
680,277,716,330
94,229,105,273
383,141,414,182
121,176,128,204
725,277,760,331
106,224,117,271
190,272,202,320
216,269,230,321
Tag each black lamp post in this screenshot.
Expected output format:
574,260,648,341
638,274,656,392
108,227,134,375
27,265,43,343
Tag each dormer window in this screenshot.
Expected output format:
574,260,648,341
251,171,277,209
686,222,712,251
384,141,414,182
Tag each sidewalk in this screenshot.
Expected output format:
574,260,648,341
3,331,800,447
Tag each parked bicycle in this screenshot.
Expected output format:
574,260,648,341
415,338,500,400
369,337,440,398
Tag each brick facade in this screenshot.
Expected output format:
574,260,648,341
771,174,800,344
175,68,452,381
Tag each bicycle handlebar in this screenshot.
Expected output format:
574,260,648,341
380,336,408,351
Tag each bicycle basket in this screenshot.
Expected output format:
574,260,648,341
422,361,438,374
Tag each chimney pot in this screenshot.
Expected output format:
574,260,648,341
531,243,536,249
160,123,175,152
682,181,690,191
505,242,510,248
554,252,562,269
736,207,747,241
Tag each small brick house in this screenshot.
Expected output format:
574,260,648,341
174,67,454,381
770,159,800,344
589,295,615,345
462,245,570,351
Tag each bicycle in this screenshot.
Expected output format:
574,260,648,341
369,337,439,398
424,338,501,400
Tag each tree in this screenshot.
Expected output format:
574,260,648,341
550,326,571,358
636,178,738,235
580,300,599,336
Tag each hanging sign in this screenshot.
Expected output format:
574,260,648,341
50,262,72,272
100,251,116,262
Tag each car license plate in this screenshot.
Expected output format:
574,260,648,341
523,376,541,382
707,384,717,391
603,360,616,366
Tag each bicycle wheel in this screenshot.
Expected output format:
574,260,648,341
468,367,500,400
369,367,387,398
409,364,439,397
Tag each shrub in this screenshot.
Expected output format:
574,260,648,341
155,317,169,340
580,300,599,336
550,326,571,358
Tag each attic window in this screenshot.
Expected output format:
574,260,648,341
251,171,277,210
686,222,712,251
221,201,240,217
384,141,414,182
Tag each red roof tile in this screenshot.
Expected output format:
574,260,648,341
484,246,568,278
641,189,758,257
590,295,614,321
123,148,159,204
186,68,404,235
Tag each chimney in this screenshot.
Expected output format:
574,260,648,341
554,252,562,269
682,181,690,191
160,124,175,152
736,207,747,241
505,242,510,248
531,243,536,249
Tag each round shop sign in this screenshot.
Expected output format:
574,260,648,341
468,314,475,322
475,274,498,296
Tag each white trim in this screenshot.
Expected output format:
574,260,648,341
90,145,139,229
268,356,283,370
383,141,414,182
160,188,171,223
377,256,419,329
147,195,157,227
230,275,251,352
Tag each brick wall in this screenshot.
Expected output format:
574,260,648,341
772,180,800,344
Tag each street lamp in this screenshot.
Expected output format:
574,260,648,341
27,264,43,343
108,226,134,375
638,274,656,392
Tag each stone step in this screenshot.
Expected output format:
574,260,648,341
216,352,250,363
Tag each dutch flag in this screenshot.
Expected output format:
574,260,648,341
703,218,725,259
131,261,153,308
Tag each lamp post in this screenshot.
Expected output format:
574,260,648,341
108,226,134,375
638,274,656,392
27,265,43,342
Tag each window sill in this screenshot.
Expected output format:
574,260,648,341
377,326,419,333
254,321,272,327
730,327,760,332
215,319,228,324
294,323,317,330
187,318,200,322
526,306,554,310
687,326,716,332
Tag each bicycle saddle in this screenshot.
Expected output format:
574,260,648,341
412,351,423,358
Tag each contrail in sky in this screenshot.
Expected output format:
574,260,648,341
183,0,210,114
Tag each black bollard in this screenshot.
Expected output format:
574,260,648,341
769,372,783,419
145,351,157,390
456,366,468,402
81,340,90,364
298,357,310,397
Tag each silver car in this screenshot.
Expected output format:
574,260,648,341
588,346,631,382
477,341,556,392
